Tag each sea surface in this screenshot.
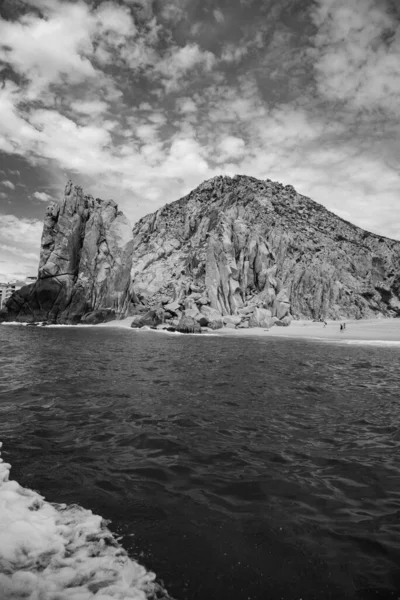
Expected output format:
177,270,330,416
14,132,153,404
1,324,400,599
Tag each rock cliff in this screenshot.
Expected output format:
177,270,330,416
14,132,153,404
131,175,400,321
1,182,133,324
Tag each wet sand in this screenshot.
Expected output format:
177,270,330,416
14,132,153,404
103,317,400,343
215,318,400,343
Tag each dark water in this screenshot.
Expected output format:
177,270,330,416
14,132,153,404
1,325,400,600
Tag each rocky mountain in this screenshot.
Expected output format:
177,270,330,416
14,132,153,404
0,182,133,324
131,175,400,322
2,174,399,328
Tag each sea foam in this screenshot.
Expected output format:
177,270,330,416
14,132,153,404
0,442,167,599
326,339,400,347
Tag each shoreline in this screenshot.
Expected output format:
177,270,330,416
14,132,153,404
101,317,400,344
2,317,400,344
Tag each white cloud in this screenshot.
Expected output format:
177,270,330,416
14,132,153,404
213,9,224,24
160,0,188,23
221,44,249,63
216,136,246,161
0,0,398,277
154,44,216,91
176,97,198,114
70,100,109,116
1,181,15,190
0,243,38,263
0,0,142,106
33,191,53,203
0,214,43,247
310,0,400,116
0,3,97,101
0,213,42,279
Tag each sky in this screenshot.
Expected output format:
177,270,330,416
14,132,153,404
0,0,399,280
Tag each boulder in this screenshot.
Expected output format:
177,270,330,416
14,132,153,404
190,283,202,293
164,301,181,315
128,304,148,315
237,306,255,316
130,315,144,328
176,315,201,334
224,322,237,329
130,308,165,328
249,307,274,328
200,306,224,330
223,315,242,326
81,309,116,324
185,308,202,320
184,297,197,310
277,315,292,327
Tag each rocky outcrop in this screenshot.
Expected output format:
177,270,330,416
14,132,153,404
130,175,400,321
0,182,133,324
130,308,165,329
176,315,201,334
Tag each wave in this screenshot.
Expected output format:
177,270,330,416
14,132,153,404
323,339,400,347
130,326,219,337
0,442,169,599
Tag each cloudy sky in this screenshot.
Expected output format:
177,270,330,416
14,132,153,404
0,0,399,280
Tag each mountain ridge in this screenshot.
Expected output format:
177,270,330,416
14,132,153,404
1,174,399,325
130,174,400,321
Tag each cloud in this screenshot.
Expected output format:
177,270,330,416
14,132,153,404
33,191,53,202
0,213,42,279
213,8,224,23
0,214,43,247
310,0,400,116
0,0,141,105
0,243,38,263
176,97,198,114
70,100,110,116
0,0,399,275
160,0,188,23
154,44,216,91
0,2,97,101
1,180,15,190
221,44,249,63
216,136,246,161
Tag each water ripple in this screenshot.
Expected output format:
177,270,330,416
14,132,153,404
1,325,400,599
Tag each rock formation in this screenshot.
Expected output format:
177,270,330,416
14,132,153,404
130,175,400,321
0,182,133,324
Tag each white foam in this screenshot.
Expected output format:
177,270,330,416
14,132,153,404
339,339,400,347
130,327,219,337
0,442,165,599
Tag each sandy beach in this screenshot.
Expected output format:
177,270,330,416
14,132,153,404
215,318,400,343
102,317,400,343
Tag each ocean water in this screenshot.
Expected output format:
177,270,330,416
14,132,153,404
1,325,400,600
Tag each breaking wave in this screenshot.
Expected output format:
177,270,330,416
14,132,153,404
0,442,169,600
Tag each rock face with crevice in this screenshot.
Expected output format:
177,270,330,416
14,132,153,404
0,182,133,324
131,175,400,320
